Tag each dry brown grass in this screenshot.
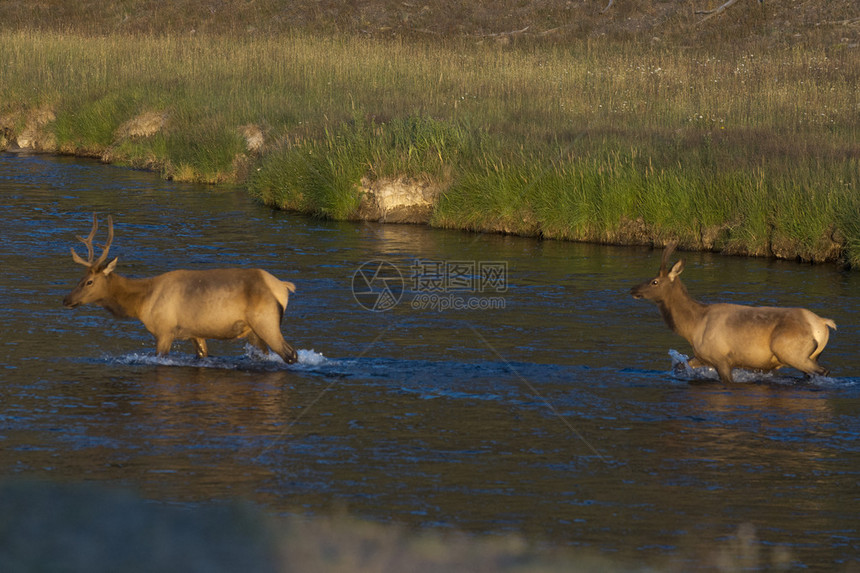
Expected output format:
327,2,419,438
0,0,857,49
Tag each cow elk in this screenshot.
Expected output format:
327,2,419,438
63,214,298,364
631,243,836,383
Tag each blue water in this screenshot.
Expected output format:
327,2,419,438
1,152,859,568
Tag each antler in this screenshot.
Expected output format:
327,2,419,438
95,214,114,267
70,214,114,268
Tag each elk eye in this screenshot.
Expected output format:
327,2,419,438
86,279,94,286
651,279,659,286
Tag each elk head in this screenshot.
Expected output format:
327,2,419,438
63,214,117,309
630,242,685,303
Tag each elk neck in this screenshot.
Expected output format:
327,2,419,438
102,273,154,319
657,279,708,342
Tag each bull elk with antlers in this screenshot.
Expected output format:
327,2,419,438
631,243,836,383
63,214,298,364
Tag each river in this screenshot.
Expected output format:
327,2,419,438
1,152,858,569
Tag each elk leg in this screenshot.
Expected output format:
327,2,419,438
155,335,174,356
260,332,297,364
249,315,297,364
247,332,270,354
192,338,208,358
714,362,735,384
772,336,827,377
784,356,829,377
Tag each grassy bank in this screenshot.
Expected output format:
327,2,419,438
0,23,858,264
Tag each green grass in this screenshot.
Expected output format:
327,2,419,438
250,115,471,218
0,21,857,264
433,146,858,264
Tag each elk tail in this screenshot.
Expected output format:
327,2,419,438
276,281,297,321
809,317,836,361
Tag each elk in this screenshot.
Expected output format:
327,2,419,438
63,214,298,364
630,243,836,383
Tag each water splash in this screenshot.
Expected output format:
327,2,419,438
668,349,719,382
296,348,330,367
241,344,330,367
108,345,331,371
668,349,847,386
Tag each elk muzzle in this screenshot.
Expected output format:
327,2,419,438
63,291,82,309
630,282,650,300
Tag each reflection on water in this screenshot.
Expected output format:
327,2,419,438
1,153,859,568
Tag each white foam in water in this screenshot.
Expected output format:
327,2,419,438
109,345,330,370
112,352,189,367
668,349,845,386
111,352,241,370
669,349,719,382
241,344,281,363
296,348,329,367
241,344,330,367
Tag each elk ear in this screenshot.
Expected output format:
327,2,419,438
102,257,118,276
668,259,684,281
